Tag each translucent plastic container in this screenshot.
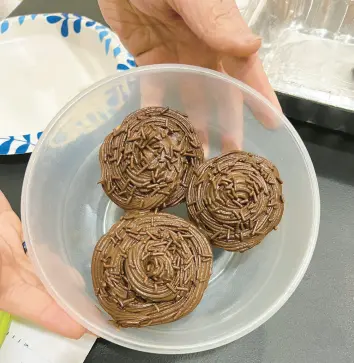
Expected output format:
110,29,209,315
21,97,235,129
22,65,320,354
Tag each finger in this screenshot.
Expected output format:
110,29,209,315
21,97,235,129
2,284,85,339
140,73,165,108
0,191,23,250
178,77,210,158
170,0,261,57
0,191,12,214
98,0,136,49
98,0,162,61
222,54,282,128
220,93,244,152
220,98,244,153
216,62,244,152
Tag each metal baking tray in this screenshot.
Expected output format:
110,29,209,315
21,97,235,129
240,0,354,133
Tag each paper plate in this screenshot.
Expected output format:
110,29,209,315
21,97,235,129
0,13,136,155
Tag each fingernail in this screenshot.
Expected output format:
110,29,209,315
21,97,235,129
244,34,262,44
86,330,98,337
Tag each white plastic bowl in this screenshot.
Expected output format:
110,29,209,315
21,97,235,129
22,65,320,354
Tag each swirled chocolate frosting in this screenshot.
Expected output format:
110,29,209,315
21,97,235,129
99,107,204,211
187,151,284,252
91,212,213,328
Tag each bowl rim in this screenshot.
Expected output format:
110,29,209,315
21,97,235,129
21,64,321,354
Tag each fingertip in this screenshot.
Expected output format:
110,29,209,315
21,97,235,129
272,94,283,113
172,0,261,58
251,92,283,130
253,111,281,130
53,314,86,340
66,326,86,340
244,34,262,45
227,36,262,58
222,136,242,153
39,301,86,339
203,143,209,159
224,53,283,130
265,87,283,114
86,329,98,338
199,32,262,59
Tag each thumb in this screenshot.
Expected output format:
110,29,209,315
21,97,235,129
169,0,261,57
2,283,86,339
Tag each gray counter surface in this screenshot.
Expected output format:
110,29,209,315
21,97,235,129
3,1,354,362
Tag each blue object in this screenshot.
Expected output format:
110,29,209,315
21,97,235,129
22,241,28,254
0,13,137,156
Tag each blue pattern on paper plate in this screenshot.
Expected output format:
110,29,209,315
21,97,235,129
0,133,43,155
0,13,136,155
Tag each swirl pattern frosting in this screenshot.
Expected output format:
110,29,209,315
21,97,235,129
91,213,213,328
99,107,204,211
187,151,284,252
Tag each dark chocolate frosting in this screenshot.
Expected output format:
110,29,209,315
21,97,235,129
99,107,204,211
187,151,284,252
91,212,213,328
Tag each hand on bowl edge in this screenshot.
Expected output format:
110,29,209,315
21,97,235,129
0,191,86,339
99,0,282,156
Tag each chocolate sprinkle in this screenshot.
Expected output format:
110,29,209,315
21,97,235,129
99,107,204,211
91,213,212,328
186,151,284,252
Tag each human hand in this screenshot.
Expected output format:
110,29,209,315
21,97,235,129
0,191,85,339
98,0,282,151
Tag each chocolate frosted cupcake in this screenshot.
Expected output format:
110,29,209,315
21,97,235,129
187,151,284,252
91,213,213,328
99,107,204,211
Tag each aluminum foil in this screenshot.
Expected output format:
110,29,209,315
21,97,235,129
241,0,354,112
